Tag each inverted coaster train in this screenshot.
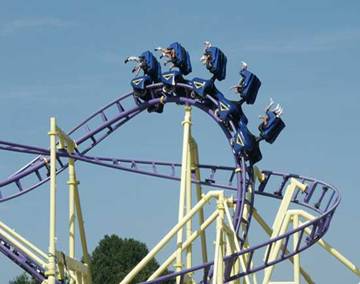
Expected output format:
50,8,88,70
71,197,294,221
0,42,358,284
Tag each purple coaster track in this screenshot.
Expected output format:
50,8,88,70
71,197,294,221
0,83,254,245
0,235,47,283
0,83,340,283
139,171,340,283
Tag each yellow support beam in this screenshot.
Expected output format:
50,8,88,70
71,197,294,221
270,178,307,243
305,228,360,277
120,191,222,284
262,178,307,284
74,184,92,281
252,209,314,284
213,192,225,284
257,206,360,283
56,126,77,152
68,158,77,284
190,137,208,265
263,213,292,284
295,210,360,277
148,211,219,281
253,166,265,183
0,221,48,260
47,117,58,284
46,118,91,283
0,226,47,269
292,215,300,284
224,202,252,284
175,105,192,281
185,144,193,275
56,251,89,275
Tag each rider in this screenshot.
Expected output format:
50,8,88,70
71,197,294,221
125,50,164,113
155,42,192,95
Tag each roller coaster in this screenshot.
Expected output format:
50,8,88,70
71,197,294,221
0,41,359,284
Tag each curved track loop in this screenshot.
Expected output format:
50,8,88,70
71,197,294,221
0,83,341,283
141,171,340,283
0,83,253,282
0,154,340,283
0,83,253,244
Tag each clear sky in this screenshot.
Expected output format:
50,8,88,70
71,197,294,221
0,1,359,283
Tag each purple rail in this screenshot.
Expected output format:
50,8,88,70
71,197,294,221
0,83,340,282
0,144,341,282
0,143,340,282
0,142,240,191
139,171,340,283
0,234,52,283
0,83,253,282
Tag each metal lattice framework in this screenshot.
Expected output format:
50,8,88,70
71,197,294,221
0,83,358,284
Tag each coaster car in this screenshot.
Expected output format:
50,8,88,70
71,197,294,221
201,41,227,81
258,99,285,143
191,42,227,100
125,51,164,113
231,62,261,105
191,77,215,99
155,42,192,94
192,42,248,126
215,96,248,126
190,77,225,113
232,121,262,165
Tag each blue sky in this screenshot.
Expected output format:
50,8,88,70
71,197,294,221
0,1,359,283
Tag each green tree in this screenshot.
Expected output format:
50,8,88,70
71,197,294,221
91,234,174,284
9,273,39,284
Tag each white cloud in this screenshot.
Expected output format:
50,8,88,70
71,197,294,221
0,18,73,36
